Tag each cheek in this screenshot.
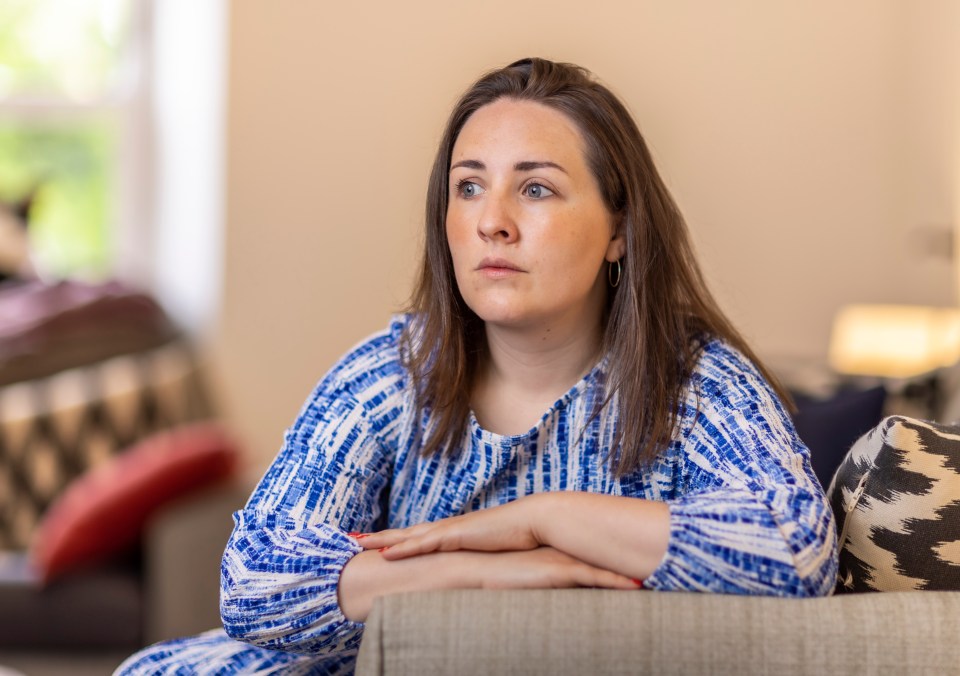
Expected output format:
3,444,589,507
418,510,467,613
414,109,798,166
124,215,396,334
447,221,467,267
542,247,607,304
445,217,477,296
445,215,468,261
540,224,606,279
445,201,476,239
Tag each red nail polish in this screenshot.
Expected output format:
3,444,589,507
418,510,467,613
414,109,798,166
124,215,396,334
347,532,370,539
631,578,644,588
378,546,390,553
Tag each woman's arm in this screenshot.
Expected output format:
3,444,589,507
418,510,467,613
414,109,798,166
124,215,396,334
362,452,833,598
338,546,641,622
638,342,838,596
220,329,401,655
357,493,669,584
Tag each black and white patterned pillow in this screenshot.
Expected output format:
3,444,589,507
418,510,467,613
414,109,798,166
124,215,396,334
828,415,960,592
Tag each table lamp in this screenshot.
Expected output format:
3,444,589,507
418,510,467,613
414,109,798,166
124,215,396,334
828,304,960,418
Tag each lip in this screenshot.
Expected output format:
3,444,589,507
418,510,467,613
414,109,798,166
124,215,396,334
476,257,525,273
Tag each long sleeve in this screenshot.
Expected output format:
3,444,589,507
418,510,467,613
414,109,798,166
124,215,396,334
643,341,838,596
219,327,404,656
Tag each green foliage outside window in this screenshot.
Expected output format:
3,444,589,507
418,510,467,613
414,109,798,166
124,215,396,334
0,0,132,279
0,121,115,277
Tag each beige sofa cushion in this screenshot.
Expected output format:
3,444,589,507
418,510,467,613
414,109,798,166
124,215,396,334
357,589,960,675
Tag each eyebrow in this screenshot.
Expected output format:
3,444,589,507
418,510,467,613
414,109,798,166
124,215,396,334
450,159,568,174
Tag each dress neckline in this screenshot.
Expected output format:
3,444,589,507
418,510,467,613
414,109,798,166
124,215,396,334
468,356,608,444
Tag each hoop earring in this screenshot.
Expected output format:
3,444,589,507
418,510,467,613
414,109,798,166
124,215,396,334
608,259,622,288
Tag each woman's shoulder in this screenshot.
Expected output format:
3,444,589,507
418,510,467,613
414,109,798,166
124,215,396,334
678,333,801,456
684,333,781,409
689,334,764,384
280,315,419,450
312,314,415,405
333,313,410,368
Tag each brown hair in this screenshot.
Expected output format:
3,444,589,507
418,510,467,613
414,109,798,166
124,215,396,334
404,57,792,476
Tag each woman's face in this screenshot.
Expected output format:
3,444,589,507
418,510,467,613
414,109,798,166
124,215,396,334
446,98,625,333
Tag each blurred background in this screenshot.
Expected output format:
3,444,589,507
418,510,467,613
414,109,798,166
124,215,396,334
1,0,957,467
0,0,957,672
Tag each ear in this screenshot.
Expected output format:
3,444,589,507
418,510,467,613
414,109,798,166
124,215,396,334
605,214,626,262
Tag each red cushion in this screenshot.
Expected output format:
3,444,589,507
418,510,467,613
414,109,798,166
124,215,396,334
30,422,240,583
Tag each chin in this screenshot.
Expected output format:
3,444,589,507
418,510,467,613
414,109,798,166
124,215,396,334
462,297,523,326
468,303,546,330
470,309,525,327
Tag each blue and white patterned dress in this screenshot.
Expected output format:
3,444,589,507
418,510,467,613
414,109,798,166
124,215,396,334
118,315,838,675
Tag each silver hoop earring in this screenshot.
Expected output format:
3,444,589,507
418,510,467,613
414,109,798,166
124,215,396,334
608,259,622,288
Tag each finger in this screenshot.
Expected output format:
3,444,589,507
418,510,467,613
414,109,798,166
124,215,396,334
350,528,413,549
380,528,456,560
352,522,450,557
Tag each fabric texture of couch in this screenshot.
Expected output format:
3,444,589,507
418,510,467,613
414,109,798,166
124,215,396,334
356,588,960,675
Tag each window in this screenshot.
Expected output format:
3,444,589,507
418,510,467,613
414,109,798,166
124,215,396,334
1,0,227,334
0,0,143,279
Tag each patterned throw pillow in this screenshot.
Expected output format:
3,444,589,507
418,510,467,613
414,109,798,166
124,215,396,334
828,415,960,592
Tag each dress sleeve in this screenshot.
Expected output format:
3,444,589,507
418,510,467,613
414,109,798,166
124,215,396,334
219,336,400,656
642,341,838,597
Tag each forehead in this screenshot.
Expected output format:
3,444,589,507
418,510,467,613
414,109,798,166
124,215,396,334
452,98,589,166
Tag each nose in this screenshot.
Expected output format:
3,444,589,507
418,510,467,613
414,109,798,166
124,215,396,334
476,191,518,243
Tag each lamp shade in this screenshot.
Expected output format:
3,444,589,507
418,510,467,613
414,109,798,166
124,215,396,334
828,305,960,378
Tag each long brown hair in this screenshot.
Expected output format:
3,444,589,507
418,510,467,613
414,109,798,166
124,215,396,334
404,57,791,476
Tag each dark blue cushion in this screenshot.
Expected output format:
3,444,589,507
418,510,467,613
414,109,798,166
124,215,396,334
790,386,887,489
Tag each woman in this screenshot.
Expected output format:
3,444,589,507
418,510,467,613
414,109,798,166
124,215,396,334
118,58,837,676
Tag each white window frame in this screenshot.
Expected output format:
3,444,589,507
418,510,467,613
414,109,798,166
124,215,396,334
0,0,227,338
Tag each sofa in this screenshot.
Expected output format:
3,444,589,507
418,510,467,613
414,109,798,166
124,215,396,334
356,588,960,675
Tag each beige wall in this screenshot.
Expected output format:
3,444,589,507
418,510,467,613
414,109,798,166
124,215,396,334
212,0,959,470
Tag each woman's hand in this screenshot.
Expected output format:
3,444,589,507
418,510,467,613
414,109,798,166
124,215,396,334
472,546,641,590
339,545,641,621
353,495,547,561
352,491,670,583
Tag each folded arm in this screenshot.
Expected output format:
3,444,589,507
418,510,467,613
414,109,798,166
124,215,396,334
337,545,640,622
220,336,399,655
361,462,834,598
641,347,838,596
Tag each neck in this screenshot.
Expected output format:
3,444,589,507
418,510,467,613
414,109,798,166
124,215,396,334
480,311,604,399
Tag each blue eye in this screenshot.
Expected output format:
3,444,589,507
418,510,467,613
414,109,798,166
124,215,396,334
456,180,484,198
524,183,554,199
